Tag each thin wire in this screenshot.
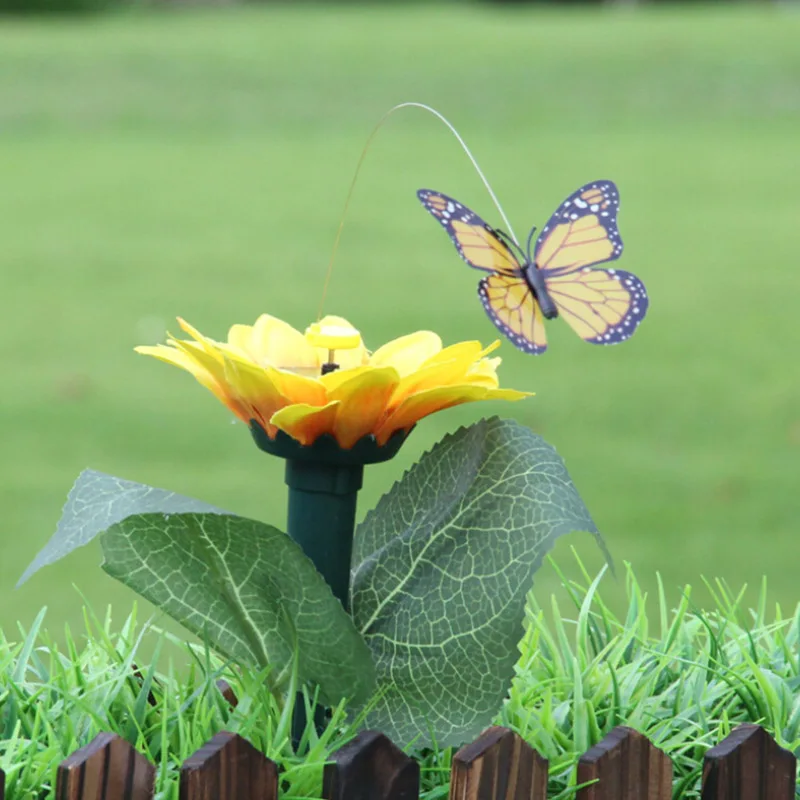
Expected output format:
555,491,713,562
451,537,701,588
317,102,517,320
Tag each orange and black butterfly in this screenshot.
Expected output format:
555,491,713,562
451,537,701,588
417,180,648,354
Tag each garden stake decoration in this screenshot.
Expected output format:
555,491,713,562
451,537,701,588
18,312,611,747
18,104,629,753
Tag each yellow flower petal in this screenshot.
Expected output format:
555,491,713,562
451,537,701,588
269,367,328,407
226,323,255,356
374,385,490,445
414,341,501,382
223,357,283,404
251,314,319,372
319,365,374,392
333,345,370,370
135,344,204,377
477,340,502,359
484,387,533,402
174,320,266,387
374,384,531,446
476,355,502,371
270,401,340,446
369,331,442,377
390,343,498,404
421,340,484,367
176,318,226,363
221,359,331,435
465,356,502,388
390,359,471,406
167,338,228,385
328,367,400,449
136,344,250,422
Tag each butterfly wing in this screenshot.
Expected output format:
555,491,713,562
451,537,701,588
533,181,622,275
417,189,522,276
545,268,648,345
478,273,547,354
418,189,547,354
534,180,623,276
532,180,648,344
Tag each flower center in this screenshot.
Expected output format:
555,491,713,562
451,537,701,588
321,356,339,375
305,322,363,377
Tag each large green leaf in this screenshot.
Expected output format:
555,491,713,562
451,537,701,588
101,512,375,705
351,417,611,747
18,469,227,586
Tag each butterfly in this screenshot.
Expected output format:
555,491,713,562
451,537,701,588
417,180,648,354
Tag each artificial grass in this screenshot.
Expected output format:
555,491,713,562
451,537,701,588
2,558,799,798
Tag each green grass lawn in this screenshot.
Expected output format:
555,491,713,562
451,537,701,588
1,3,799,641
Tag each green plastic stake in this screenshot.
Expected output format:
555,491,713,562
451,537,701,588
250,423,409,747
284,458,363,608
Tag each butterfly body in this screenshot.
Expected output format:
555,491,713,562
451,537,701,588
417,181,648,354
491,223,559,319
522,265,558,319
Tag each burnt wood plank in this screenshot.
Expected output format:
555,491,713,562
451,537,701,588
450,726,548,799
56,732,155,800
577,726,672,800
180,731,278,800
323,729,419,800
702,723,796,800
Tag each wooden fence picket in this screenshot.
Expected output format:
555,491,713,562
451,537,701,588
215,679,238,708
180,730,278,800
576,726,672,800
6,717,800,798
702,723,796,800
56,732,155,800
322,729,420,800
449,725,548,799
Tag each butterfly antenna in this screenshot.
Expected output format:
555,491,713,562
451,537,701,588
525,226,538,263
317,101,518,319
495,228,527,263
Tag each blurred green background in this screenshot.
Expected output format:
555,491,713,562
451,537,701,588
1,2,799,642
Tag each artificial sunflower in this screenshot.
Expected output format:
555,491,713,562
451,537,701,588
136,314,531,449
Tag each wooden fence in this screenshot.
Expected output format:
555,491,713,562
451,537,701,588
6,681,796,799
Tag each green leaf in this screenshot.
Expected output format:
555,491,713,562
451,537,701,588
101,512,375,705
18,469,228,586
351,417,611,747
